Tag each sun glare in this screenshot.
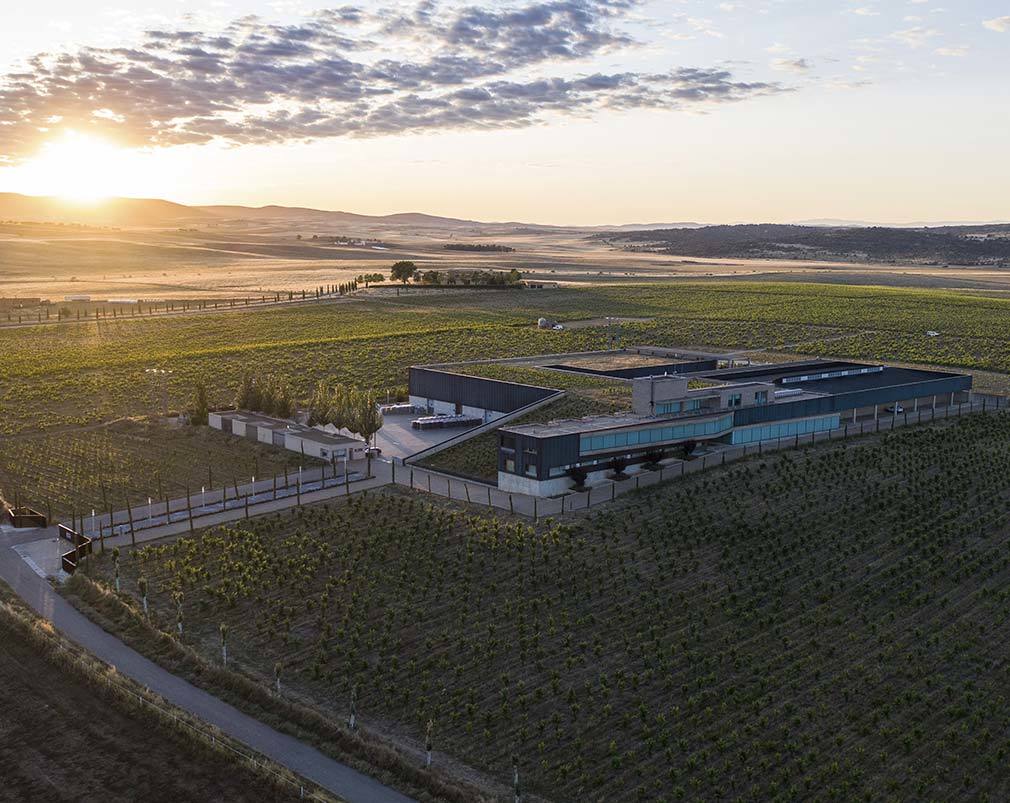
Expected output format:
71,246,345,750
16,132,129,202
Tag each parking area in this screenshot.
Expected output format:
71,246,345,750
374,414,478,460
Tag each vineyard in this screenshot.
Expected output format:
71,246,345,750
92,410,1010,801
0,420,308,519
8,282,1010,438
8,280,1010,516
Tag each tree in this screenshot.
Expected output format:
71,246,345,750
273,378,295,419
235,372,257,410
391,260,417,284
189,381,209,426
348,391,383,476
308,380,330,426
567,466,589,490
328,384,350,431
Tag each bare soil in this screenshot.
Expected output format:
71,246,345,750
0,618,288,802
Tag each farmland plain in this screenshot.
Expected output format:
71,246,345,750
8,280,1010,514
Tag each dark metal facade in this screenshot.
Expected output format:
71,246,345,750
498,430,579,479
732,374,972,426
499,372,973,480
409,367,558,413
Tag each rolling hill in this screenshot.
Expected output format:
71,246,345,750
0,193,211,227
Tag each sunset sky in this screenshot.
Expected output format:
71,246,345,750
1,0,1007,224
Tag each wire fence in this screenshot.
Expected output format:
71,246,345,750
84,646,333,801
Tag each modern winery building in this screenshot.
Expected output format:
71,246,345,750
408,350,973,497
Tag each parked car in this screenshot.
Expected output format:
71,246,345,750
885,404,904,414
552,324,565,331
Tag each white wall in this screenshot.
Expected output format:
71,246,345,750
408,396,506,423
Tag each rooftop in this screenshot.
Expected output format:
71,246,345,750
692,361,962,395
214,409,364,446
503,410,734,438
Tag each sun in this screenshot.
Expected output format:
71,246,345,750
18,132,129,202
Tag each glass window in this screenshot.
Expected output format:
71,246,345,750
728,394,743,408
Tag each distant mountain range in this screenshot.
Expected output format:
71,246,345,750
0,192,1005,233
600,223,1010,267
0,193,208,227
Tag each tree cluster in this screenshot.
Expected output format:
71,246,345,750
307,381,384,446
442,243,516,253
235,372,296,418
419,269,523,286
356,273,385,287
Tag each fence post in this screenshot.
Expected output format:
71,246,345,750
509,495,514,515
488,487,492,507
186,486,194,533
464,483,471,503
126,500,136,547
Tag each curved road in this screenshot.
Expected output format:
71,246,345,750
0,542,414,803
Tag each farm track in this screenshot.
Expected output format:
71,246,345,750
0,544,416,803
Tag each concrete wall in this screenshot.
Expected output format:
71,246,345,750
631,376,689,416
499,471,574,497
257,427,276,446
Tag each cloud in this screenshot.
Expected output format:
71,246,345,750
771,57,813,73
0,1,790,163
983,16,1010,32
934,46,968,57
889,26,939,47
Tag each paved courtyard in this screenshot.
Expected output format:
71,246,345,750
374,414,473,459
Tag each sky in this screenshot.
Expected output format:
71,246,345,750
0,0,1007,225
